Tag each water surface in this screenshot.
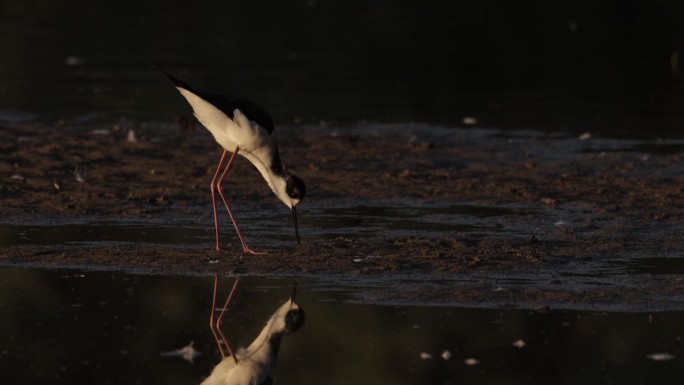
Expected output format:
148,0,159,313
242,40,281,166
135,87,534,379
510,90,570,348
1,267,681,385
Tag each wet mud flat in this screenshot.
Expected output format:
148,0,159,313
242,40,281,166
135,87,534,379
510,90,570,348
1,122,683,311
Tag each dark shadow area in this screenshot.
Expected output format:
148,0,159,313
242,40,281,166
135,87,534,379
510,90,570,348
0,1,683,137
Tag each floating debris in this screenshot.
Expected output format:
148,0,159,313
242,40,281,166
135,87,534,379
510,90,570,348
10,174,25,181
65,56,85,66
74,165,86,183
441,350,452,360
462,116,478,125
127,129,138,143
579,132,592,140
646,352,674,362
464,358,480,366
419,352,433,360
512,339,526,348
353,256,378,263
160,341,202,364
52,179,61,190
91,129,110,135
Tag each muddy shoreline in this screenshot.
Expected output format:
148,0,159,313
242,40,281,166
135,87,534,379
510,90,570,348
1,121,683,310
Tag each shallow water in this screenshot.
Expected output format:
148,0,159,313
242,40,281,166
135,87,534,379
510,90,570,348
0,266,681,385
1,190,682,314
0,200,533,248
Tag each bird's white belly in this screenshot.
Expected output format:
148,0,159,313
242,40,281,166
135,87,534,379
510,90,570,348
198,112,267,154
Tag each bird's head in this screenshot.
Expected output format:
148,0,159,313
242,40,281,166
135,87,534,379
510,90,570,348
271,285,305,335
284,285,305,334
285,174,306,207
284,174,306,245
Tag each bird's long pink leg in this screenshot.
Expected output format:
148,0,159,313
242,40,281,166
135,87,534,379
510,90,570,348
215,277,241,365
216,146,265,255
210,150,230,251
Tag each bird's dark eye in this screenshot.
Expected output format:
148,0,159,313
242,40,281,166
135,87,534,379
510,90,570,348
285,307,305,333
286,175,306,201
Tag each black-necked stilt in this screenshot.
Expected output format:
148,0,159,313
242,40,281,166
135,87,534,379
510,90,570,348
204,277,305,385
158,68,306,253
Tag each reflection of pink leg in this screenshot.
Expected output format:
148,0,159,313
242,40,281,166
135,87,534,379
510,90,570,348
215,146,265,255
209,150,230,251
215,277,241,365
209,275,226,358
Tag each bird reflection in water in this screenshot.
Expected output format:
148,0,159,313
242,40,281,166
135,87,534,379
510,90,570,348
203,276,305,385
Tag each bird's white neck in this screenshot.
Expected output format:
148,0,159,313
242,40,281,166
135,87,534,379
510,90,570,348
269,175,293,209
241,150,293,208
240,300,294,364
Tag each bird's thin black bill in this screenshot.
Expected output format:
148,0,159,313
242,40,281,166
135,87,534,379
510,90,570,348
292,207,301,245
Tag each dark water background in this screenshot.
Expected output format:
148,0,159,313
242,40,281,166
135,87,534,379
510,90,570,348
1,267,682,385
1,0,683,136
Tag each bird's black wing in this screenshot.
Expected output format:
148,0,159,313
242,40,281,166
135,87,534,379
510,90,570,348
156,66,198,94
156,67,276,134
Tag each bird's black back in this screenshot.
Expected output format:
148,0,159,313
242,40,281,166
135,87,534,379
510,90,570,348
202,92,275,134
157,67,276,134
